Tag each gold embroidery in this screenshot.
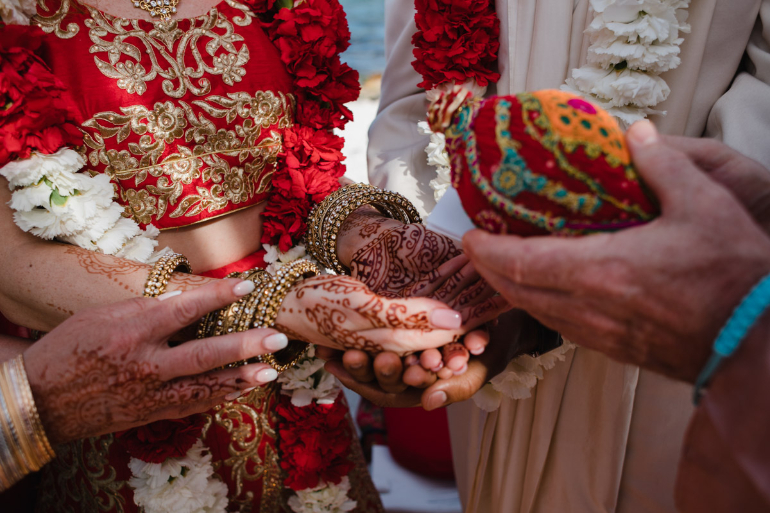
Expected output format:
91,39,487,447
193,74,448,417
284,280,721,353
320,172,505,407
35,436,128,513
204,385,276,508
34,0,80,39
83,1,254,97
81,91,294,223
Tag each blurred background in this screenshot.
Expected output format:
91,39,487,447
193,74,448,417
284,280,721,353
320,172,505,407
337,0,385,186
336,2,464,512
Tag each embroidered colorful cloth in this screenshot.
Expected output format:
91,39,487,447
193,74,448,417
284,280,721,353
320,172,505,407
429,88,659,236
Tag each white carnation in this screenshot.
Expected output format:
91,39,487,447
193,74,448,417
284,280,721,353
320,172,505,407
0,0,36,26
95,217,142,254
565,66,670,109
278,353,342,408
59,203,125,250
115,233,161,263
8,182,54,211
563,0,690,125
288,477,356,513
588,37,682,73
128,440,228,513
0,149,84,194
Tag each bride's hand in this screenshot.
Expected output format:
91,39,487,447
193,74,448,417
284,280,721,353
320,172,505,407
276,274,508,356
23,280,286,444
338,209,499,308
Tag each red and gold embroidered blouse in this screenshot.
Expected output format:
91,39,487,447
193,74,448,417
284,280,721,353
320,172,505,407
33,0,295,229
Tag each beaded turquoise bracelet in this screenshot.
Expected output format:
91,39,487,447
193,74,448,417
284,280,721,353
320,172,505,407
693,273,770,405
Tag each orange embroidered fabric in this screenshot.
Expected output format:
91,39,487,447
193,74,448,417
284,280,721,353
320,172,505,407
33,0,295,229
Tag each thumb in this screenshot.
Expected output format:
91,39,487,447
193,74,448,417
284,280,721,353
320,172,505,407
421,358,489,411
626,120,713,211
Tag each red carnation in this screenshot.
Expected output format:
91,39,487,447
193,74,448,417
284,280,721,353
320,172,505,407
274,0,351,59
261,195,313,251
276,394,354,491
115,416,205,464
240,0,276,15
0,25,83,166
412,0,501,89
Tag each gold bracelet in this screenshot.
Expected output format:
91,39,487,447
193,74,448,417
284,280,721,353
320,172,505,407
305,184,422,275
143,253,193,298
0,355,55,492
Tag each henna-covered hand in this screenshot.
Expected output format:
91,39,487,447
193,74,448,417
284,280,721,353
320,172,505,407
324,311,545,410
23,280,286,444
276,275,506,356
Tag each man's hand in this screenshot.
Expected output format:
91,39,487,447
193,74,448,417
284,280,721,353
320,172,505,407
665,135,770,233
321,311,539,409
464,122,770,384
24,280,286,444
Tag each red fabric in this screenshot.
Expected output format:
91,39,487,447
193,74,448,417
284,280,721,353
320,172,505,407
384,407,455,481
33,0,295,230
448,91,659,237
199,249,268,278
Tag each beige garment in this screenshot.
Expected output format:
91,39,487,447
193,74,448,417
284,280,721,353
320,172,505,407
369,1,770,512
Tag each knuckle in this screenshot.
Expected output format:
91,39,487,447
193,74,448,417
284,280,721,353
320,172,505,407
191,341,219,372
172,297,203,326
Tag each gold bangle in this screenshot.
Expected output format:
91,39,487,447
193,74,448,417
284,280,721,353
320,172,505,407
305,184,422,275
254,260,319,372
143,253,193,298
0,355,55,492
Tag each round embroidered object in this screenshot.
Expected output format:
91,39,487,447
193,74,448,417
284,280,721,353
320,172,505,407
430,88,659,236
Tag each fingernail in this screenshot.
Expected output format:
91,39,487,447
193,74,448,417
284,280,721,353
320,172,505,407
157,290,183,301
431,309,462,329
426,391,447,411
629,120,659,146
257,368,278,383
225,391,242,401
453,363,468,376
233,280,256,297
264,333,289,351
470,346,485,356
405,355,419,367
243,387,257,393
431,361,444,373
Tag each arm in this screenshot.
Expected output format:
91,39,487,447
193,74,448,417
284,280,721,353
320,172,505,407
676,313,770,511
0,181,214,331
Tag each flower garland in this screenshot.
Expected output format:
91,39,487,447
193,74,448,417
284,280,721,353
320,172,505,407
0,26,165,263
562,0,692,127
412,0,690,405
0,0,361,510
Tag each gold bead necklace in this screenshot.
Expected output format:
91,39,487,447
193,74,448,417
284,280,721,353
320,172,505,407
131,0,179,20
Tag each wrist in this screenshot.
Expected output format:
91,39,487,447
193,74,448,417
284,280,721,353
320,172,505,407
693,272,770,403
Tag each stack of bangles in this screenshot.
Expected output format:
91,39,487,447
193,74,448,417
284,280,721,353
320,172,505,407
305,183,422,275
143,254,320,372
142,184,421,370
0,354,55,492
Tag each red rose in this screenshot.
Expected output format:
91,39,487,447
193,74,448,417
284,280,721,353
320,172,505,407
412,0,501,89
276,394,354,490
0,26,83,166
241,0,276,15
115,416,205,464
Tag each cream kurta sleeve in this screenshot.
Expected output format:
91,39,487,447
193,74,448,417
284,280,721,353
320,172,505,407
366,0,437,216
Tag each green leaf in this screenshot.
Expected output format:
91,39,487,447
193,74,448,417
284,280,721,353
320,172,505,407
50,188,69,207
277,0,293,10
